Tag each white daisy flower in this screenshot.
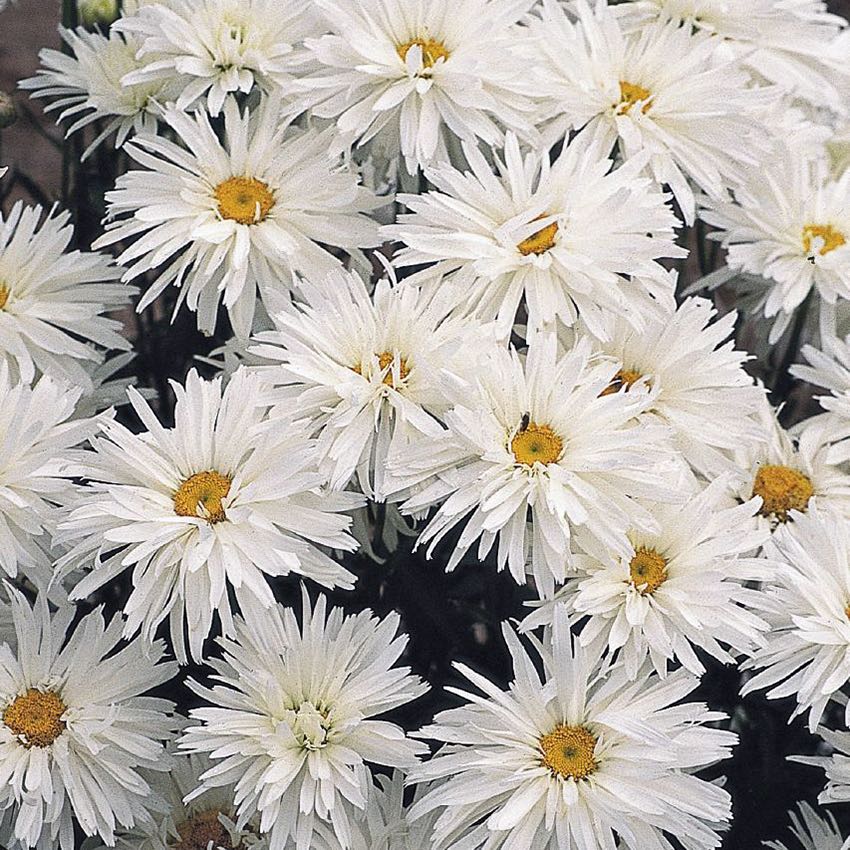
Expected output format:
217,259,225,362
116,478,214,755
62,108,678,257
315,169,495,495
701,140,850,342
55,368,363,662
19,27,175,160
765,802,847,850
624,0,847,112
410,608,736,850
795,726,850,805
180,592,428,850
528,0,767,222
383,131,683,340
300,0,540,173
384,332,681,597
114,0,320,116
0,202,131,390
0,587,178,850
94,95,383,339
250,267,495,498
523,477,770,678
311,770,440,850
584,294,766,475
742,507,850,731
81,751,267,850
724,401,850,538
0,367,97,581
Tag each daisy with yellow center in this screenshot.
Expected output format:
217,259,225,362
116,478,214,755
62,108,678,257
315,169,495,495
94,96,382,340
701,139,850,344
300,0,539,174
410,609,736,850
546,478,770,680
57,368,362,663
384,128,683,342
0,587,178,850
388,334,677,596
250,269,474,499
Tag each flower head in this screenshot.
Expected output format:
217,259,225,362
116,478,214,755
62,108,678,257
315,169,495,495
385,131,682,339
250,268,494,498
301,0,539,173
385,332,681,596
529,0,767,222
411,608,736,850
702,141,850,342
115,0,320,115
56,368,362,662
95,96,382,338
180,593,428,850
742,508,850,731
0,587,178,850
0,202,130,389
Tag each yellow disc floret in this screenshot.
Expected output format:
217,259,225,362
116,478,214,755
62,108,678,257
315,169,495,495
600,368,643,396
397,38,450,69
629,547,668,594
517,220,559,257
511,422,564,466
353,351,411,388
171,809,235,850
802,223,846,257
540,724,598,780
0,284,9,311
173,471,232,524
751,464,814,521
3,688,67,748
618,81,652,114
214,176,275,225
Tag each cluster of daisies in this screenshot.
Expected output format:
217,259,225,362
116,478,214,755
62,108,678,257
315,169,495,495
3,0,850,847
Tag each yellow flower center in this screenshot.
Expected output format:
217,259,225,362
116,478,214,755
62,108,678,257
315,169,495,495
511,422,563,466
540,725,598,780
802,224,846,257
3,689,67,748
353,351,411,387
214,176,275,225
752,465,814,521
0,284,9,311
173,471,232,524
517,220,559,256
629,547,668,594
618,81,652,114
600,368,644,396
171,810,235,850
397,38,450,68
